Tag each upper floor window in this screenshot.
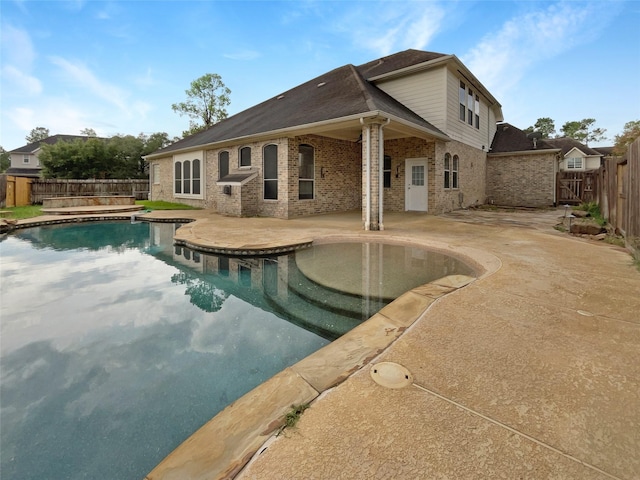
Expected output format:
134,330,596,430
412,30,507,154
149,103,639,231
567,157,583,169
298,144,314,200
174,158,202,196
459,81,481,130
444,153,459,189
383,155,392,188
23,156,30,164
240,146,251,167
474,95,480,129
219,151,229,179
263,144,278,200
459,81,466,122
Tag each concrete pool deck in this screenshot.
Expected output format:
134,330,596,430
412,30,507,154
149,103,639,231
11,208,640,479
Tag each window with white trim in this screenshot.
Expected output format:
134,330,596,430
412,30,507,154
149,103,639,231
174,154,203,197
444,153,459,189
298,144,314,200
263,144,278,200
459,82,466,122
459,81,481,130
240,146,251,167
153,164,160,184
23,155,29,164
567,157,583,169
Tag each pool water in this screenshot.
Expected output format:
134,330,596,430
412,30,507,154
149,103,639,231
0,221,473,479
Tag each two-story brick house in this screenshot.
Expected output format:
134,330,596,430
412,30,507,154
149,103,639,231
145,49,504,230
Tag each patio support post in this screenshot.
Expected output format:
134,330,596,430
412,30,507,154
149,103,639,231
361,118,384,231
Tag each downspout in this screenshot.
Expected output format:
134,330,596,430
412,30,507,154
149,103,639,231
378,118,391,230
361,118,371,230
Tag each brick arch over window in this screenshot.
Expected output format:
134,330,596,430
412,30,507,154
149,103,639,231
240,146,251,167
219,151,229,179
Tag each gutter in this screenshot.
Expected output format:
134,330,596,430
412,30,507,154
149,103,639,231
144,111,449,160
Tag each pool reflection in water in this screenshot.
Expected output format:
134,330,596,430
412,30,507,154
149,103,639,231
0,221,473,479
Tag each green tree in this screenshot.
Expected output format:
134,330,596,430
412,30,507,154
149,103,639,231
108,135,145,178
613,120,640,156
171,73,231,137
0,146,10,172
80,128,97,137
524,117,556,138
25,127,50,143
560,118,607,145
40,138,112,179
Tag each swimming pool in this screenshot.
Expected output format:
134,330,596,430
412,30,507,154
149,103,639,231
0,221,474,479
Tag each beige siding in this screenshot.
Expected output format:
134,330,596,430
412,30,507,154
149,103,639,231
375,67,448,132
444,67,493,151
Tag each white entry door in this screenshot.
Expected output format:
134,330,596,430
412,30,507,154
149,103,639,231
405,158,428,211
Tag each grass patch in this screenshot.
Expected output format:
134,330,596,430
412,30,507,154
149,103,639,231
136,200,201,210
277,403,310,436
575,202,607,227
1,205,43,219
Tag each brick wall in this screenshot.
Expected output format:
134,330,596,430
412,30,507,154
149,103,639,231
433,140,487,213
287,134,361,218
486,152,556,207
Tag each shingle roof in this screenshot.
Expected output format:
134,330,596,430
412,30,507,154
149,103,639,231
592,146,614,156
544,137,602,156
152,50,449,156
5,167,42,177
356,50,447,79
9,135,103,154
489,123,557,153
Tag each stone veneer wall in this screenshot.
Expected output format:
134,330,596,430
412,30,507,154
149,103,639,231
486,152,556,207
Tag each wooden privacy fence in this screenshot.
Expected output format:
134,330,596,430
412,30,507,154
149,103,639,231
556,171,598,205
1,175,34,207
30,179,150,204
598,137,640,251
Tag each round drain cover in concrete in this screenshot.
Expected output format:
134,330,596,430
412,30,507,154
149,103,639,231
370,362,413,389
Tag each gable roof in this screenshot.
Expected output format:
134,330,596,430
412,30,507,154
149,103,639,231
150,50,452,157
489,123,557,154
544,137,602,156
9,135,103,154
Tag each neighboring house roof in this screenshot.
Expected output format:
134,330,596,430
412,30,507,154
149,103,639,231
592,146,614,156
489,123,557,154
150,50,454,157
544,137,602,157
9,134,102,154
5,167,42,177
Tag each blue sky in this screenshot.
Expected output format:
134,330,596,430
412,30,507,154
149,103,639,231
1,0,639,150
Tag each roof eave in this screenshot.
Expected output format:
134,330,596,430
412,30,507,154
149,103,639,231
145,111,448,159
488,148,561,157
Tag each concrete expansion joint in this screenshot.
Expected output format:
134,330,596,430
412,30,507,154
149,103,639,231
410,382,623,480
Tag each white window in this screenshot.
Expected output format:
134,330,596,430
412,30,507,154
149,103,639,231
459,82,466,122
567,157,583,169
444,153,459,189
173,152,204,198
153,164,160,184
459,81,481,130
298,144,314,200
23,155,30,164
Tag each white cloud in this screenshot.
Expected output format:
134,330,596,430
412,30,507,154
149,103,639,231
333,1,445,56
1,23,36,68
49,56,130,113
2,65,42,95
462,1,621,96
